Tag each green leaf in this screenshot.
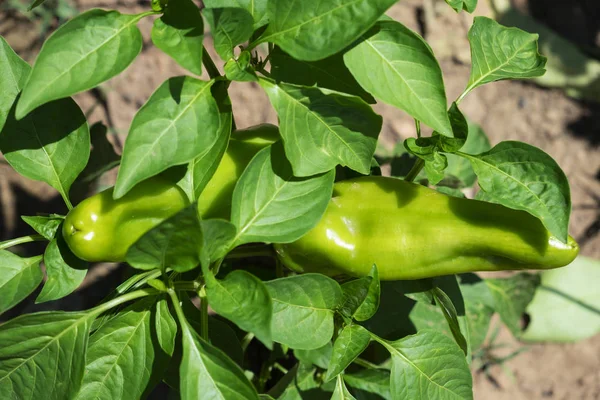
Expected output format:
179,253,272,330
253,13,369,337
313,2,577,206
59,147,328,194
0,97,90,208
522,257,600,342
155,296,178,356
152,0,204,75
270,46,375,103
259,79,382,176
259,0,396,61
224,51,258,82
204,7,254,61
205,270,273,349
21,215,63,240
486,272,540,337
424,152,448,185
343,369,391,400
75,298,170,400
339,277,373,319
178,82,233,202
16,10,144,118
344,20,452,136
294,342,333,369
37,236,87,303
463,141,571,242
126,204,203,272
385,330,473,399
445,0,477,13
0,311,93,400
457,274,495,351
75,122,121,184
324,325,371,381
177,314,259,399
0,251,43,314
0,37,29,131
115,77,229,199
204,0,269,28
331,375,356,400
231,141,335,245
354,265,380,322
445,120,490,187
463,16,546,98
266,274,343,350
200,219,238,264
431,287,468,355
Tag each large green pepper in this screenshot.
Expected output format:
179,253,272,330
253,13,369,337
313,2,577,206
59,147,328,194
63,124,278,262
274,176,579,280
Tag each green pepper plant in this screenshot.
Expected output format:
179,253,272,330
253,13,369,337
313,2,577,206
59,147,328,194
0,0,588,399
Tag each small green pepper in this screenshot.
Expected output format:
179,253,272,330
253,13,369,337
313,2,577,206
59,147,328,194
274,176,579,280
63,177,189,262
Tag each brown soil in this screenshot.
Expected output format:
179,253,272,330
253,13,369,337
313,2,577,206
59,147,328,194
1,0,599,398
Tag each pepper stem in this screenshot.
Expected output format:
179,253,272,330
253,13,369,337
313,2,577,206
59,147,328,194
0,234,46,250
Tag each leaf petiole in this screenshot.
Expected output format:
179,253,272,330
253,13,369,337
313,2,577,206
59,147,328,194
0,234,45,250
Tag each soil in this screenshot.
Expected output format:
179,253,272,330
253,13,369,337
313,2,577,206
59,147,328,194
1,0,599,399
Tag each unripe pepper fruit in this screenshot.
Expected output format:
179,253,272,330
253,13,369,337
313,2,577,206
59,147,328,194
274,176,579,280
62,124,278,262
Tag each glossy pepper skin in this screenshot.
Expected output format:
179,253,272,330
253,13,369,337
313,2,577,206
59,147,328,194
63,177,189,262
274,176,579,280
197,123,279,219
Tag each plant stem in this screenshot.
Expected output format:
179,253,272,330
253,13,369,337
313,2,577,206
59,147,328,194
171,281,200,292
404,158,425,182
167,287,193,335
90,288,159,317
0,234,45,250
202,46,221,79
415,119,421,138
199,286,209,341
241,332,255,352
352,357,382,370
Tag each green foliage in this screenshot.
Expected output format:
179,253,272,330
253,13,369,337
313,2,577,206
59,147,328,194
0,1,586,399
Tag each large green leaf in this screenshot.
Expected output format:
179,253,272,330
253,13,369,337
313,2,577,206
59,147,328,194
0,251,43,315
260,79,381,176
37,236,88,303
115,77,228,199
204,7,254,61
0,97,90,208
231,142,335,245
0,37,29,131
462,141,571,242
126,204,203,272
75,297,172,400
259,0,397,61
344,20,452,136
152,0,204,75
205,270,273,349
0,311,93,399
385,330,473,399
204,0,269,28
462,16,546,99
270,46,375,103
177,313,259,399
522,257,600,342
16,9,144,118
266,274,343,350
